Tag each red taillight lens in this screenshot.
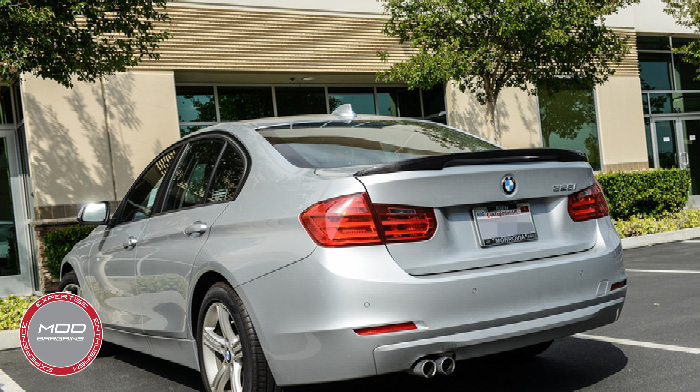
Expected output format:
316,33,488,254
568,181,610,222
354,322,417,336
374,204,437,243
300,193,437,247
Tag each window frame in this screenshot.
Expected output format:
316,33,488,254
155,132,251,216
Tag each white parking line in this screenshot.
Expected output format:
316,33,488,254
0,367,25,392
575,334,700,355
626,269,700,274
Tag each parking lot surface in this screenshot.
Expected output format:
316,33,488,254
1,239,699,391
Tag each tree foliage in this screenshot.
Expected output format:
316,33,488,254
379,0,637,140
0,0,169,87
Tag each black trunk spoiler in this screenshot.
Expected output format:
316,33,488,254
354,148,588,177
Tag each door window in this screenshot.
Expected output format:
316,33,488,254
119,148,179,223
162,139,225,212
207,144,247,203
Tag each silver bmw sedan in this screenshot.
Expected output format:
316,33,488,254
60,105,626,391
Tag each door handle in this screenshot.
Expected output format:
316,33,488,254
185,221,208,237
123,236,138,249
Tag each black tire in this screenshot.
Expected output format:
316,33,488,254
197,282,281,392
58,271,81,295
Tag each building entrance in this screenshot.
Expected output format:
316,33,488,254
0,129,33,296
650,117,700,196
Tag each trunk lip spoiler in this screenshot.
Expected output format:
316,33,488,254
354,148,588,177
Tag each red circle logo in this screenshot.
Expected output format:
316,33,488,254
19,293,102,376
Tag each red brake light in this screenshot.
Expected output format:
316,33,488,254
568,181,610,222
300,193,437,247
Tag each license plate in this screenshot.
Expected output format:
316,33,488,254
472,204,537,247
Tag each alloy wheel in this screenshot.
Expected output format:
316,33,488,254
202,302,244,392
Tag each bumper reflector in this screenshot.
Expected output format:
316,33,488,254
354,322,417,336
610,279,627,291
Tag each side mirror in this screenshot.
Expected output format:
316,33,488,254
78,202,110,225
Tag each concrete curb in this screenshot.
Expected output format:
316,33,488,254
0,329,19,351
621,227,700,249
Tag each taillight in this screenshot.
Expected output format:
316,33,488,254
300,193,437,247
568,181,610,222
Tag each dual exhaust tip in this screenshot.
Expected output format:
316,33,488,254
410,356,456,378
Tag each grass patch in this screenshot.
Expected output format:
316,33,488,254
613,209,700,238
0,295,37,330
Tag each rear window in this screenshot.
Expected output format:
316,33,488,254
258,120,499,168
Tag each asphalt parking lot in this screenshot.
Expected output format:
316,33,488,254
1,239,699,392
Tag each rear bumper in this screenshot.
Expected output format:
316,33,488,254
373,293,624,374
240,229,626,386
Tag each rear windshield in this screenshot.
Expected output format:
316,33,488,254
258,120,499,168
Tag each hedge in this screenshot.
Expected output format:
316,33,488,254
596,169,691,220
613,209,700,238
43,225,96,279
0,295,36,330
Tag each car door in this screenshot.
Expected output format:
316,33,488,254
88,147,181,330
136,136,247,337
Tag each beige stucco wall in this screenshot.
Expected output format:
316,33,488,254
22,75,114,207
595,76,649,172
446,82,542,148
22,71,180,207
102,72,180,198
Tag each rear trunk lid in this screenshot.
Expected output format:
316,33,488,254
354,155,597,275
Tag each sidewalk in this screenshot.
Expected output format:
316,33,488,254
621,227,700,249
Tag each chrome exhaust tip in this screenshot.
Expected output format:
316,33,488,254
410,359,437,378
435,356,456,376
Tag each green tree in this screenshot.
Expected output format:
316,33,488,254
0,0,169,87
379,0,637,142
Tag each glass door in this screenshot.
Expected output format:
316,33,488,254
680,119,700,195
650,120,680,169
651,117,700,196
0,130,32,296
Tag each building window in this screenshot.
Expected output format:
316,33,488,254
275,87,326,116
376,87,422,117
538,84,602,171
0,87,14,125
327,87,376,115
175,85,447,137
638,36,700,116
218,87,274,122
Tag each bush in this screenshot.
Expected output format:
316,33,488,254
0,295,36,330
43,225,96,279
613,209,700,238
596,169,690,220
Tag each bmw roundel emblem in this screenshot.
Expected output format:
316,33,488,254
502,176,516,195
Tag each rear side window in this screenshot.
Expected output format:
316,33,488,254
162,139,225,212
257,120,498,168
207,144,247,203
